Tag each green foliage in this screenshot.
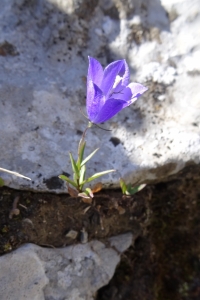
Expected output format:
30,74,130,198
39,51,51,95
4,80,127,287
0,177,4,187
81,170,115,185
80,148,99,167
59,137,115,197
120,178,146,196
59,175,77,188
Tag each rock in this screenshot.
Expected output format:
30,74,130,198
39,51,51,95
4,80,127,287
0,233,133,300
0,0,199,192
108,232,133,253
65,229,78,240
80,227,88,244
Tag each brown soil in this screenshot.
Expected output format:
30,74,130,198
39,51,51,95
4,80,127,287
0,165,200,300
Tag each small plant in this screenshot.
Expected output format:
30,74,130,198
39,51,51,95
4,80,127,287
59,128,115,199
59,56,148,197
120,178,146,196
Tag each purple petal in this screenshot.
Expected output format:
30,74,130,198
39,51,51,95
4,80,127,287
108,82,148,106
101,60,124,97
87,81,105,122
93,98,127,123
127,82,148,99
87,57,103,87
111,86,132,101
119,60,130,87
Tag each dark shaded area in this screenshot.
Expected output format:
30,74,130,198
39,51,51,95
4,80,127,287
43,176,63,190
109,137,121,147
97,164,200,300
101,4,119,20
70,0,98,18
0,41,18,56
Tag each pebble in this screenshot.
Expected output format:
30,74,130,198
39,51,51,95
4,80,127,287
80,228,88,244
65,230,78,240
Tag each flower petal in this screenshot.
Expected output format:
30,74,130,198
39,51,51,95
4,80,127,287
87,80,105,122
87,56,104,86
101,60,124,97
119,60,130,87
93,98,127,123
127,82,148,99
112,82,148,105
112,86,132,101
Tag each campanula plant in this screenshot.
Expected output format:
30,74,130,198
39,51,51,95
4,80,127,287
59,128,115,199
60,57,148,199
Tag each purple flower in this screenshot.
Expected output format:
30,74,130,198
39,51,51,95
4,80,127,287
86,56,148,124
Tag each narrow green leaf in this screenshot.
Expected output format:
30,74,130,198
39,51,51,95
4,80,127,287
73,173,78,185
80,148,99,167
137,184,146,191
120,178,127,194
127,184,146,195
0,177,4,187
77,141,86,169
79,164,86,185
127,183,132,189
126,183,132,195
78,135,85,156
82,169,115,185
58,175,78,188
69,153,79,178
85,187,94,198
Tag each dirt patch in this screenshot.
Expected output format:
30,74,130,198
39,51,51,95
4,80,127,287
0,187,143,253
97,165,200,300
0,165,200,300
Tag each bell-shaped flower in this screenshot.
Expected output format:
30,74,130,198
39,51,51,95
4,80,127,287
86,56,148,124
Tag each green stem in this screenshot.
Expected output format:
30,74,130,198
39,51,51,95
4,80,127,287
77,123,92,192
82,122,92,140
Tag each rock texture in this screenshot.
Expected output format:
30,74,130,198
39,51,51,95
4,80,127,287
0,0,199,192
0,233,133,300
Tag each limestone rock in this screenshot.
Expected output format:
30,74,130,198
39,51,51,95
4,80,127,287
0,0,199,192
0,233,133,300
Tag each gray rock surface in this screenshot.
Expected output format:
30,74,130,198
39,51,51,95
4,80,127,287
0,233,133,300
0,0,199,192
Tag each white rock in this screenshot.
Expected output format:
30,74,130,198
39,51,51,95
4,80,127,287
0,0,199,192
95,28,103,36
102,16,113,35
0,233,133,300
130,15,141,25
182,50,200,73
